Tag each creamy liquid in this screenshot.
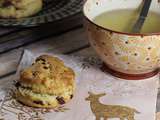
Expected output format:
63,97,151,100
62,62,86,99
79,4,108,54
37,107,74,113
93,9,160,33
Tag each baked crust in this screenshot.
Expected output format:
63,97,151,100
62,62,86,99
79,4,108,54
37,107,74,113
0,0,42,18
20,55,75,95
0,0,37,8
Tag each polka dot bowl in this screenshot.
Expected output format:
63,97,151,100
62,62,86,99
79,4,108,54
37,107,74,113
83,0,160,80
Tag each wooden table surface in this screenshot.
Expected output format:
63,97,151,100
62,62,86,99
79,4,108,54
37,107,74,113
0,13,160,116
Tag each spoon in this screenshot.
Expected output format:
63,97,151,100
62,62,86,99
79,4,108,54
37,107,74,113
132,0,152,33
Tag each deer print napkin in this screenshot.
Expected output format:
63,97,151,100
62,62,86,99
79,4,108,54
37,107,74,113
0,50,158,120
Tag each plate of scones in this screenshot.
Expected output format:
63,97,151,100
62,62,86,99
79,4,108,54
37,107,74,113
0,0,83,27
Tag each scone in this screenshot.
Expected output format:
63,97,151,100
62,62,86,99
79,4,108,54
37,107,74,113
15,55,75,108
0,0,37,8
0,0,42,18
11,0,37,8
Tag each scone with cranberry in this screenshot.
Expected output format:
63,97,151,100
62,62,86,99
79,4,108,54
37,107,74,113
15,55,75,108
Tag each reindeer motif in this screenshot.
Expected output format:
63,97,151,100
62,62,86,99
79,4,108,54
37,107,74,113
85,92,140,120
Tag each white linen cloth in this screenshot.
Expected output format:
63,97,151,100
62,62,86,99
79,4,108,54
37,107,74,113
0,50,158,120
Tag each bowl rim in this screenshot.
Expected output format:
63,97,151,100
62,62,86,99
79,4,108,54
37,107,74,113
83,1,160,36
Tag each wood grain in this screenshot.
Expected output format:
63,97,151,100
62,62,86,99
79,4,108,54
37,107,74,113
157,88,160,112
0,13,83,54
0,28,19,36
0,28,88,77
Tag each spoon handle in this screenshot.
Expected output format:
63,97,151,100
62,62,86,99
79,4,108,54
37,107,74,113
132,0,152,33
140,0,152,17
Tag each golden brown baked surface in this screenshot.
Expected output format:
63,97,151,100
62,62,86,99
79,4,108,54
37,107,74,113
20,55,75,95
7,0,36,8
16,55,75,108
0,0,36,8
0,0,42,18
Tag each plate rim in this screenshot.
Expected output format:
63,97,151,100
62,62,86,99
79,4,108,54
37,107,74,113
0,0,83,27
